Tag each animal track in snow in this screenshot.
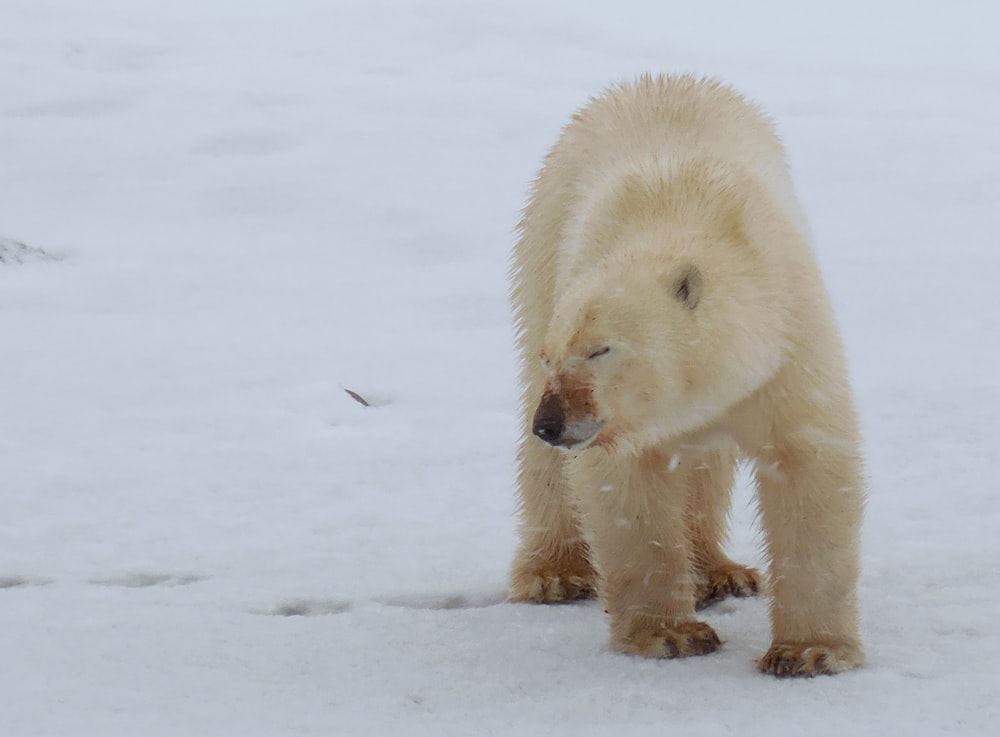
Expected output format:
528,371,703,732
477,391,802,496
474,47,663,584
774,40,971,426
376,591,506,611
262,598,353,617
90,572,206,588
0,575,51,589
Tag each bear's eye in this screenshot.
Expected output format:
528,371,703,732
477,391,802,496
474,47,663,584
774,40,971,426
671,265,703,310
587,346,611,360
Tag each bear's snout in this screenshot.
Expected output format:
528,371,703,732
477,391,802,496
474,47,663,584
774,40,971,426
532,388,603,448
532,392,566,445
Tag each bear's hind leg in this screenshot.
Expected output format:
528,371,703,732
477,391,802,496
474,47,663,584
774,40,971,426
684,446,764,609
510,437,597,603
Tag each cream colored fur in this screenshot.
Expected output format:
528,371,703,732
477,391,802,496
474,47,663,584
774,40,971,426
509,74,865,677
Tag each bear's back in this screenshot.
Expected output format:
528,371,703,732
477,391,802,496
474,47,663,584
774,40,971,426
552,75,806,240
566,76,782,185
536,75,809,289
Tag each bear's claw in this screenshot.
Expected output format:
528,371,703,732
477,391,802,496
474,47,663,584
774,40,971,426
696,564,764,609
758,641,863,677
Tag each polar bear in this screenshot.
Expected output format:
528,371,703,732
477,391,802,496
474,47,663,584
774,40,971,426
509,74,865,677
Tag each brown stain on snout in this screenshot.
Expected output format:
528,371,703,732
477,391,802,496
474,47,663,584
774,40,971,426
553,371,596,422
563,370,620,449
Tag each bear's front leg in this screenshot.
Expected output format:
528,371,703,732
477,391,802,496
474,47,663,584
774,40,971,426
754,435,865,677
510,436,598,603
569,448,720,659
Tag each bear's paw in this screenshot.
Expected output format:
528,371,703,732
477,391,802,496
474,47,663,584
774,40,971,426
509,562,597,604
758,640,864,677
696,563,764,609
618,619,721,658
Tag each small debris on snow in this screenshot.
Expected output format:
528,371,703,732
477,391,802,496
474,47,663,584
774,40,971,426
0,238,58,264
344,388,371,407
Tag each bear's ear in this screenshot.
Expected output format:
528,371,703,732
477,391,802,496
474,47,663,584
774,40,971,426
666,265,703,310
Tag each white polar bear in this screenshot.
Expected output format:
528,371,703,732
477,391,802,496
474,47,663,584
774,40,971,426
509,74,865,677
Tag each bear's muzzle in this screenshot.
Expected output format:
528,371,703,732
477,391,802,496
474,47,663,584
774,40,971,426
532,390,602,448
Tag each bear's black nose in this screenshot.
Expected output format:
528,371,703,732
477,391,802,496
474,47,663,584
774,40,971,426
532,392,565,445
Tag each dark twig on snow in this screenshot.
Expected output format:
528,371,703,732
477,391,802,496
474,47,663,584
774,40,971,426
344,389,371,407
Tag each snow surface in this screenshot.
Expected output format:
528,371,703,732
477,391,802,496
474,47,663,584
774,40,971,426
2,1,999,735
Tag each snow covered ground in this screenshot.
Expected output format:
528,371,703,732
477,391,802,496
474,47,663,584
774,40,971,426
2,1,998,734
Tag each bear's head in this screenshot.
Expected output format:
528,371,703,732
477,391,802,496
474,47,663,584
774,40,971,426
533,244,790,455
